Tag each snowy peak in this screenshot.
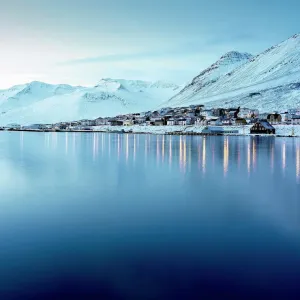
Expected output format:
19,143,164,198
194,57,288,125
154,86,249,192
95,78,179,92
195,51,252,79
219,51,253,62
169,50,252,104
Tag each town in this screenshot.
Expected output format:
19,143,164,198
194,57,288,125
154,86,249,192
2,105,300,135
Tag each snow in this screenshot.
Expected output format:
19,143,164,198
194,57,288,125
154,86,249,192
0,79,180,126
165,34,300,111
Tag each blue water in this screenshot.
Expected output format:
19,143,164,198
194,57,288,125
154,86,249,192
1,131,300,299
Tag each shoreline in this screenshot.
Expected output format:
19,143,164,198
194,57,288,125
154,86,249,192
2,124,300,137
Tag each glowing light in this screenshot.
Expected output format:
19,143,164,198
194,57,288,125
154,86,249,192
202,137,206,174
179,136,182,169
101,133,104,156
252,138,256,170
223,137,229,176
169,136,172,167
247,140,251,174
93,133,98,161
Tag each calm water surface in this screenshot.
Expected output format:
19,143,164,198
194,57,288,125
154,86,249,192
1,132,300,299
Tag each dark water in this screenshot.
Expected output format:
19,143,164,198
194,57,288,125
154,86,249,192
1,131,300,299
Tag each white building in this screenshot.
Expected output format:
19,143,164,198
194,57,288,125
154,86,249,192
167,119,176,126
123,120,134,126
292,116,300,125
239,108,259,118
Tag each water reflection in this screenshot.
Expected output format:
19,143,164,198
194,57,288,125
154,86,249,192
202,137,206,174
169,136,172,167
282,142,286,174
223,137,229,176
1,132,300,299
247,141,251,174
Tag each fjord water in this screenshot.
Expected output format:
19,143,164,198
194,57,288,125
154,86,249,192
1,132,300,299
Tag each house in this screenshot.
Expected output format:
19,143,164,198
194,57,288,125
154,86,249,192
280,112,289,123
23,124,48,130
6,123,21,130
222,118,233,126
267,113,282,124
167,118,176,126
95,118,108,126
110,120,123,126
288,108,300,116
235,118,247,125
213,108,226,117
123,120,134,126
80,119,96,126
177,118,187,126
239,108,259,118
292,116,300,125
250,120,275,134
154,119,164,126
201,109,214,118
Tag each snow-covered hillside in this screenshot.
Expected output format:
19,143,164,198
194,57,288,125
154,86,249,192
165,34,300,111
0,79,180,125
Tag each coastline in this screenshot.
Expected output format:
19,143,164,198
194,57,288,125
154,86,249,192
2,124,300,137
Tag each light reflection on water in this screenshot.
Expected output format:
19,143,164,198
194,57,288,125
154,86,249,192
1,132,300,299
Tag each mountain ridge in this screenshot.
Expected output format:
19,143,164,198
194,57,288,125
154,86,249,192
165,33,300,111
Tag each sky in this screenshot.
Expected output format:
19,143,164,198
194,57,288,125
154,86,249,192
0,0,299,89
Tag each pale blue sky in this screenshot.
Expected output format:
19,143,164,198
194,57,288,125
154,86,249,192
0,0,299,88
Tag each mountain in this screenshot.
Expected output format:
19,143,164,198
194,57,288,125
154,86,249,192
0,79,180,125
165,34,300,112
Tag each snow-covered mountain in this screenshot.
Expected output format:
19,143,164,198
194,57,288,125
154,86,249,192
165,34,300,112
0,79,180,125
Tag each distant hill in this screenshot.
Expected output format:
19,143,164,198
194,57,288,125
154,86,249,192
0,79,180,125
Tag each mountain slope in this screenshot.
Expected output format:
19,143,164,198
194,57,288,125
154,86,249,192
0,79,180,125
166,34,300,111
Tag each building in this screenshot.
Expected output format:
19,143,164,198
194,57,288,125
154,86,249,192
80,119,96,126
250,120,275,134
167,118,176,126
109,120,123,126
288,108,300,116
292,116,300,125
123,120,134,126
267,113,282,124
6,123,21,130
177,118,187,126
235,118,247,125
239,108,259,118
